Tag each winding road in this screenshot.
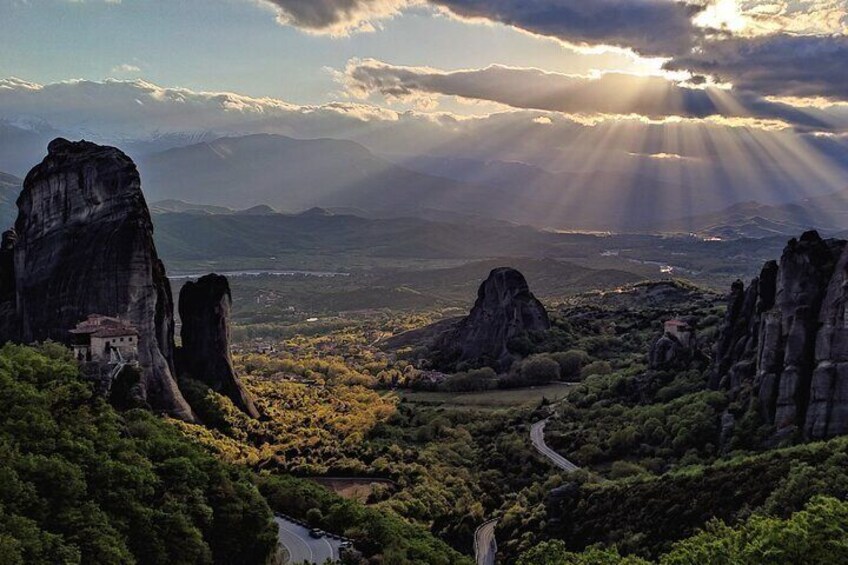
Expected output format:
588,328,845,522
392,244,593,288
275,516,343,564
473,417,580,565
474,519,498,565
530,418,580,472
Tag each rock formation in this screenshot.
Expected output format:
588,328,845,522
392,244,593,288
0,139,195,421
0,229,17,338
712,231,848,440
649,333,692,370
434,267,550,371
177,274,259,418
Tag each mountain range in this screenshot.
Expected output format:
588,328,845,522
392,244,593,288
135,134,848,232
1,126,845,235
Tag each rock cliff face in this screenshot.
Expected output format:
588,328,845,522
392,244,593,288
435,267,550,371
712,231,848,439
0,139,195,421
177,274,259,418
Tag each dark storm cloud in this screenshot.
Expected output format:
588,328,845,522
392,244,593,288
666,33,848,101
343,59,848,131
258,0,703,56
256,1,848,103
430,0,705,57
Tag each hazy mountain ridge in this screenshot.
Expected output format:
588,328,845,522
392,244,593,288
668,191,848,238
3,125,846,234
0,171,22,228
139,135,706,230
152,209,565,262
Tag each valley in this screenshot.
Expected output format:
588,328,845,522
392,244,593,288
5,2,848,563
0,139,846,565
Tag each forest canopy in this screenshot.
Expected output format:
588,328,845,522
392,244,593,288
0,343,277,565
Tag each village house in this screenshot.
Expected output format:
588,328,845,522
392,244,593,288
70,315,139,363
664,319,693,347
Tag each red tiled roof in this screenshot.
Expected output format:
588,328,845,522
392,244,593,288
69,314,137,337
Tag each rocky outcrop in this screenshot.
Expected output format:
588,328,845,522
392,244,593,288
177,274,259,418
712,231,848,440
0,139,195,421
0,229,17,338
434,267,550,371
649,333,691,370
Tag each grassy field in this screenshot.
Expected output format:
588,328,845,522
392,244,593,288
397,383,574,409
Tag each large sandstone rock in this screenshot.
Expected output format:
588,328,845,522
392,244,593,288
712,231,848,440
2,139,195,421
177,274,259,418
434,267,550,371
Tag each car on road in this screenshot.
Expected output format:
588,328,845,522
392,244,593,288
309,528,324,539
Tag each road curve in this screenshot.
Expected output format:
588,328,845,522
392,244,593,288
274,516,342,564
530,418,580,472
474,519,498,565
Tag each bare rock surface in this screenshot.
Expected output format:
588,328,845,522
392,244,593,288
177,274,259,418
434,267,550,371
712,230,848,439
0,138,195,420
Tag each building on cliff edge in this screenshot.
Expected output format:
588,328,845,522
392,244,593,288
70,314,139,363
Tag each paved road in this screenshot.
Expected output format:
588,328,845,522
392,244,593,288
275,516,343,564
474,519,498,565
530,418,580,472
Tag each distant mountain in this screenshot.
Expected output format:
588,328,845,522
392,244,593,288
235,204,277,216
149,199,278,216
0,171,22,228
135,134,710,231
668,191,848,239
139,134,479,216
0,122,59,176
384,155,720,229
152,209,564,263
149,199,236,215
8,131,842,233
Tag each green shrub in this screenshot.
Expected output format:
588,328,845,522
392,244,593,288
520,355,562,385
550,350,590,381
582,361,613,377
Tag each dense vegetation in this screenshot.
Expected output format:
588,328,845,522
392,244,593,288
178,363,558,559
518,495,848,564
258,474,471,564
0,343,277,565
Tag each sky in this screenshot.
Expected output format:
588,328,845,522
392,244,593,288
0,0,649,107
1,0,848,204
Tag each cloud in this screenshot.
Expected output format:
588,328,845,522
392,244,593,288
733,1,848,36
429,0,705,57
0,77,405,138
111,64,141,74
247,0,848,106
667,33,848,101
255,0,410,35
341,58,848,132
1,75,845,200
251,0,703,56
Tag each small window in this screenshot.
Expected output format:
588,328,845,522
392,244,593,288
120,337,124,342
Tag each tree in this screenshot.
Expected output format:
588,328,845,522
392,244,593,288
520,355,561,385
551,350,589,382
662,496,848,565
518,541,649,565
